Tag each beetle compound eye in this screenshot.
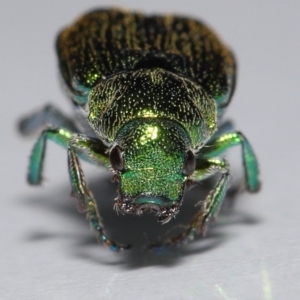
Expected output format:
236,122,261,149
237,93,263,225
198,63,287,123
183,150,196,176
110,146,124,171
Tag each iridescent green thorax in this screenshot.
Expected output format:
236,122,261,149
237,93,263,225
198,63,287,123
115,118,191,202
87,68,217,148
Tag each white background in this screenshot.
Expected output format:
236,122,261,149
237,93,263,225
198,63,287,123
1,1,299,299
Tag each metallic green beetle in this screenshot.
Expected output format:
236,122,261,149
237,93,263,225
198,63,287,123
19,9,260,251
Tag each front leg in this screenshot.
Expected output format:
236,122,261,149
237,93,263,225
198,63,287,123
193,158,230,236
27,127,72,184
27,127,130,251
68,134,131,251
27,128,107,185
201,131,260,192
149,158,229,249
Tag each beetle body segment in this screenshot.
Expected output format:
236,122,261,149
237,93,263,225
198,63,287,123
57,9,236,111
87,68,217,147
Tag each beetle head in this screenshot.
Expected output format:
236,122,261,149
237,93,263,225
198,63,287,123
110,118,195,223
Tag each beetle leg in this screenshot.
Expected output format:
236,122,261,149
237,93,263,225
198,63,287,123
201,131,260,192
68,134,131,251
68,134,110,167
27,127,72,185
27,128,130,251
208,120,234,141
149,158,229,249
27,127,110,184
67,134,110,213
18,104,78,135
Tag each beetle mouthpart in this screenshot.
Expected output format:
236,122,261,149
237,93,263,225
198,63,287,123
114,196,182,223
158,206,180,224
136,204,161,216
158,215,173,224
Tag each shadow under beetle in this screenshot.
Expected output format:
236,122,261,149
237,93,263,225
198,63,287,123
19,9,260,251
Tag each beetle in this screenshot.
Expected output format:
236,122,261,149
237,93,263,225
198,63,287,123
19,9,260,251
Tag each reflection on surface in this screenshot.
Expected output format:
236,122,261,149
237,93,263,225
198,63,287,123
261,263,273,300
215,284,235,300
214,264,273,300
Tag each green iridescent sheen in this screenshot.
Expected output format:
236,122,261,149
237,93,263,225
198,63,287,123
201,131,260,192
28,128,71,184
20,9,260,250
57,9,236,109
116,118,190,201
87,68,217,148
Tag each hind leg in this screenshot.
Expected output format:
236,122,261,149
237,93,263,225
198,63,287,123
18,104,78,135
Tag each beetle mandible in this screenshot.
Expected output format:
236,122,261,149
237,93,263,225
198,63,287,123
19,9,260,251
